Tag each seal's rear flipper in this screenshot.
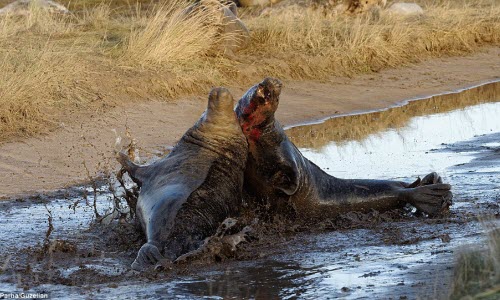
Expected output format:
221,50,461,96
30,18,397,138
408,172,443,188
420,172,443,185
403,183,453,217
131,242,165,271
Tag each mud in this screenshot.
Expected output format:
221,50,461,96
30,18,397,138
1,81,499,299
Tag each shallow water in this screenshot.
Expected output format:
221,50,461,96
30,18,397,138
1,81,499,299
299,101,500,180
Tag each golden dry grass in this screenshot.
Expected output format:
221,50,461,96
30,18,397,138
0,0,499,141
245,0,500,76
124,0,227,66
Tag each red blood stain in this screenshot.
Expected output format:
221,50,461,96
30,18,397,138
249,128,261,140
241,122,250,134
243,101,256,115
240,99,270,142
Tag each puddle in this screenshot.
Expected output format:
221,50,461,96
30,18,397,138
1,81,499,299
297,101,500,180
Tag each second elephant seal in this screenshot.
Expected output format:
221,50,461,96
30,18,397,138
235,78,452,218
119,87,248,271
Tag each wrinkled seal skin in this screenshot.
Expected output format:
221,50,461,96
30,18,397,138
235,78,452,219
118,88,248,271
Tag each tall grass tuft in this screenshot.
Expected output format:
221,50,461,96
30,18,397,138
449,223,500,299
82,2,112,30
125,0,226,66
0,46,63,139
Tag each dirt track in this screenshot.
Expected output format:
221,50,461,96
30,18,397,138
0,48,499,199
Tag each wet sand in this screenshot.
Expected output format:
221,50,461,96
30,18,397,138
0,48,499,199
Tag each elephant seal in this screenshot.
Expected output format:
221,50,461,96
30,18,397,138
118,87,247,271
235,78,452,218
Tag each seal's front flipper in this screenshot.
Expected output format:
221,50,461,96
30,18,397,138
173,218,239,264
271,169,299,196
173,219,253,265
402,183,452,217
131,242,165,271
272,142,301,196
117,151,147,185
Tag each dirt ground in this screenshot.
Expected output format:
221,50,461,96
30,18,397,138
0,48,499,199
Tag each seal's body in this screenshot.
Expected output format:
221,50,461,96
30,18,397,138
235,78,452,218
119,88,247,271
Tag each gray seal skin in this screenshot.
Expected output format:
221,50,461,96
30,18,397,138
235,78,452,218
118,88,248,271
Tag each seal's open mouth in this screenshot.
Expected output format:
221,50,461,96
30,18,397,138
236,78,283,141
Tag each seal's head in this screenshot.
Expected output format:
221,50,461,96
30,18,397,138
197,87,245,143
202,87,237,127
208,87,235,115
235,78,283,141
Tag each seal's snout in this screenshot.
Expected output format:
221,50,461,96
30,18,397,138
257,78,282,103
208,87,235,113
262,77,283,94
209,87,232,102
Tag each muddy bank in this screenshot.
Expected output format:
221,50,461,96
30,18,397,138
0,48,499,199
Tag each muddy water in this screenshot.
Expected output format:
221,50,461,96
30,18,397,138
1,81,499,299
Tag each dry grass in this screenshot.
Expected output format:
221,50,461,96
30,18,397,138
0,0,499,141
245,0,500,76
125,0,226,66
449,222,500,299
0,46,63,137
0,4,75,139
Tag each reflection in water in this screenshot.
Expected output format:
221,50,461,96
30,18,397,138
300,102,500,180
288,81,499,149
288,81,500,180
171,261,320,299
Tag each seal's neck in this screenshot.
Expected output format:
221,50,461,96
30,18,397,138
181,110,246,167
196,109,242,139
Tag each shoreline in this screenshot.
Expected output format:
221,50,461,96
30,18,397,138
283,77,500,130
1,48,499,199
